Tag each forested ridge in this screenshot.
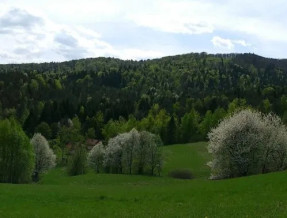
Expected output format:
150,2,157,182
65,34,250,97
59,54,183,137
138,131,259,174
1,52,287,144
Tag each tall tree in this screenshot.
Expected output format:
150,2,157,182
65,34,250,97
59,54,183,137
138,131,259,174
0,119,34,183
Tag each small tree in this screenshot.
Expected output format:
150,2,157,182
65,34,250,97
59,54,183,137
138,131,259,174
30,133,56,181
103,136,123,173
144,132,163,176
122,129,140,174
208,109,287,179
0,119,34,183
87,142,105,173
67,145,87,176
35,122,52,139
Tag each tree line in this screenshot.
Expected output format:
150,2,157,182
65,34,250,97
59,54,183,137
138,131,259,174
1,53,287,145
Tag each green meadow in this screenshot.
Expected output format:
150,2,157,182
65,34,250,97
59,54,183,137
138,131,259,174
0,142,287,217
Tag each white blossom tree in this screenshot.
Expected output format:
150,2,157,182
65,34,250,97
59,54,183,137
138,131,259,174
208,109,287,179
103,129,163,175
87,142,105,173
122,128,140,174
103,135,124,173
31,133,56,181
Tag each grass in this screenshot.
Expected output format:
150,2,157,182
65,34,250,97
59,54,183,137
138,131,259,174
162,142,210,178
0,142,287,217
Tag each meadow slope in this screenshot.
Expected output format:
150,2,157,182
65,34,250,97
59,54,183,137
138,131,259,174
0,142,287,217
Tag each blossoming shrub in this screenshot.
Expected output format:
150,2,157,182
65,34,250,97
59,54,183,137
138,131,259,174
208,109,287,179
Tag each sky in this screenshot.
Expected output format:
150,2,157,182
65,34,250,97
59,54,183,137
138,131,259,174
0,0,286,63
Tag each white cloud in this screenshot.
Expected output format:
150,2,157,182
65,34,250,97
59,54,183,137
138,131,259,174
211,36,234,50
114,49,164,60
127,0,214,35
233,40,250,47
0,8,112,63
0,7,164,63
211,36,251,51
0,0,287,62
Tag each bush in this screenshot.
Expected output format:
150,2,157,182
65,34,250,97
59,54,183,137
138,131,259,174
168,169,193,179
0,119,34,183
208,109,287,179
67,145,87,176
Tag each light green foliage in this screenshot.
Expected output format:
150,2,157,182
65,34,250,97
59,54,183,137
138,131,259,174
261,99,272,113
138,104,170,143
35,74,46,87
0,119,34,183
180,109,200,143
102,116,138,141
227,98,247,114
3,142,287,217
199,108,226,138
29,79,39,92
54,79,62,90
102,118,126,141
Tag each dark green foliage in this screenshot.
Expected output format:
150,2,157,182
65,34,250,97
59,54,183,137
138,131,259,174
1,53,287,144
35,122,52,139
67,146,88,176
0,119,34,183
168,169,193,179
166,115,177,144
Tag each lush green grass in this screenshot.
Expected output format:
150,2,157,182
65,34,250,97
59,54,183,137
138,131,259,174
162,142,210,178
1,142,287,217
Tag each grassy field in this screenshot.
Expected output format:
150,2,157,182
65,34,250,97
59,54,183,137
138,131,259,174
1,142,287,217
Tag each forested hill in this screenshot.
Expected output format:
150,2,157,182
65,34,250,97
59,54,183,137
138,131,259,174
1,52,287,144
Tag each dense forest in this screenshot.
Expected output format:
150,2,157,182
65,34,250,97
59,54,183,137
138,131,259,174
1,52,287,146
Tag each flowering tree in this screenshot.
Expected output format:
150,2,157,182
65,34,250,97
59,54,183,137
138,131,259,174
122,129,140,174
87,142,105,173
102,129,163,175
103,136,124,173
208,109,287,179
31,133,56,181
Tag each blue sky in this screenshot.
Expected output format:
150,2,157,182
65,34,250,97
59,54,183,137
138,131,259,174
0,0,286,63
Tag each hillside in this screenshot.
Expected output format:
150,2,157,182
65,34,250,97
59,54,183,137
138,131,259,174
1,53,287,144
0,142,287,217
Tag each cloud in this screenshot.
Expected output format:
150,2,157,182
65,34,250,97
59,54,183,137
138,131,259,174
0,0,286,62
211,36,234,50
0,8,110,63
127,0,214,35
0,7,164,63
233,40,250,47
0,8,43,31
114,49,164,60
211,36,251,50
54,31,78,47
